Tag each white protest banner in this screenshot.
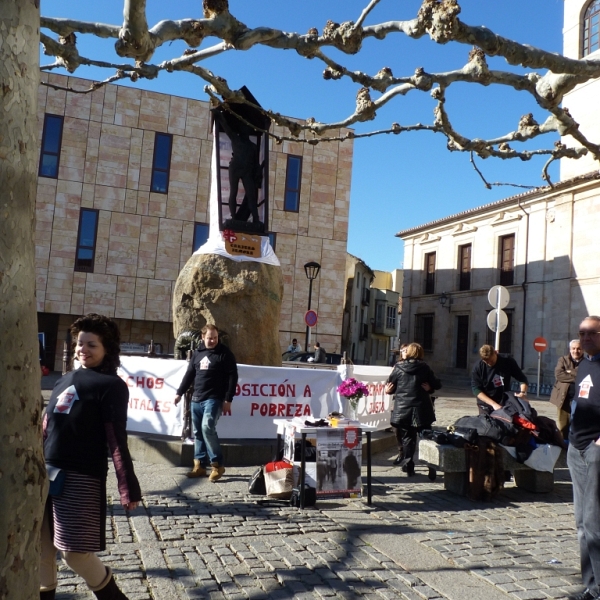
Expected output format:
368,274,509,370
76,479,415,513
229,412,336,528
338,365,393,430
218,365,341,439
119,356,187,437
120,357,342,439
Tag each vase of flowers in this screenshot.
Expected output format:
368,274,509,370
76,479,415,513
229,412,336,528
337,378,370,420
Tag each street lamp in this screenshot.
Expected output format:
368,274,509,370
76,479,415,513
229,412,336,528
304,261,321,351
439,291,452,312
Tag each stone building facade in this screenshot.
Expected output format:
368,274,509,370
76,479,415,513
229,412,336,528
561,0,600,180
341,254,402,366
36,74,353,369
398,173,600,384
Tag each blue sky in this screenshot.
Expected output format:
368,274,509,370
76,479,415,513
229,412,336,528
41,1,565,272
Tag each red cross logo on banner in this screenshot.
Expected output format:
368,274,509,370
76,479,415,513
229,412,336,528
222,229,237,243
344,426,360,449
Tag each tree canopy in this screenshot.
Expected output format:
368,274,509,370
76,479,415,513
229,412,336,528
39,0,600,188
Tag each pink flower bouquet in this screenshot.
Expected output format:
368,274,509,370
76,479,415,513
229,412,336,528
337,378,370,410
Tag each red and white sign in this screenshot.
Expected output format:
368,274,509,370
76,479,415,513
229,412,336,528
346,365,393,430
305,310,318,327
119,357,340,439
118,358,394,439
533,337,548,352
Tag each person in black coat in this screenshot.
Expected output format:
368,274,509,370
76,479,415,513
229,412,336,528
174,324,238,482
41,313,140,600
385,343,441,476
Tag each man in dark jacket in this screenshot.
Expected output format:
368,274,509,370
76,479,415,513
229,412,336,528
174,324,238,481
471,344,529,415
568,316,600,600
550,339,582,439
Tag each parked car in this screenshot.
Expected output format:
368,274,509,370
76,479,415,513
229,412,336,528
282,351,343,365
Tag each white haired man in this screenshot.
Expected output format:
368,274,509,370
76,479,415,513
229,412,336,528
550,339,583,440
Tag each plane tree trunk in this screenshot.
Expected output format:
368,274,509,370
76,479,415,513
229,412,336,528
0,2,47,599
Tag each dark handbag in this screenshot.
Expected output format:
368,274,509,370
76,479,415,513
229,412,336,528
248,466,267,495
289,485,317,507
447,424,479,445
420,429,450,445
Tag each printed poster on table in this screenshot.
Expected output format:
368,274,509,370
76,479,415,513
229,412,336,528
315,427,362,498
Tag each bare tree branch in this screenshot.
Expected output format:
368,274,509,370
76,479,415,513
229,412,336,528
38,0,600,184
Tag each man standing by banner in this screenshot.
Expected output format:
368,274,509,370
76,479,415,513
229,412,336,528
174,324,238,482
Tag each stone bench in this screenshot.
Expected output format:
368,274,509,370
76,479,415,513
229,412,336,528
418,439,567,495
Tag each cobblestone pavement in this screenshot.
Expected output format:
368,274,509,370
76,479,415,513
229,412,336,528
52,395,583,600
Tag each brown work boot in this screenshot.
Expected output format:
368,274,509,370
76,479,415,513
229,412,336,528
186,459,207,478
209,462,225,482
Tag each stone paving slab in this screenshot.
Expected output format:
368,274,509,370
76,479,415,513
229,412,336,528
51,395,583,600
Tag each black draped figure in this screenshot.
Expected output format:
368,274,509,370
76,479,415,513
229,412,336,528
216,112,263,225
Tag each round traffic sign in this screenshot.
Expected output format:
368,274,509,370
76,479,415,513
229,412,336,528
487,309,508,333
488,285,510,309
533,337,548,352
304,310,318,327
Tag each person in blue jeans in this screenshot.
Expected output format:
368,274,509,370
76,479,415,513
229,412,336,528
568,316,600,600
174,324,238,482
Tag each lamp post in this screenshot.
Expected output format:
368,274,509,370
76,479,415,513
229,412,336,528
439,291,452,311
304,261,321,351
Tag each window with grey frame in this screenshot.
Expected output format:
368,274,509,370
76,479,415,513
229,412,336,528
284,155,302,212
499,234,515,286
150,132,173,193
424,252,436,295
39,114,64,178
74,209,99,273
583,0,600,56
386,305,396,330
458,243,472,291
415,313,434,352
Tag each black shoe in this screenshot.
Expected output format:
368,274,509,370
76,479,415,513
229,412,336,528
569,589,598,600
393,454,403,466
427,467,437,481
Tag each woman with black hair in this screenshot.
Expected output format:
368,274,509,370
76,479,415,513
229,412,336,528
40,314,141,600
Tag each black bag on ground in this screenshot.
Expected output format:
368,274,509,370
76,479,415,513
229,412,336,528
289,485,317,507
453,414,515,443
420,429,451,445
447,425,479,445
248,466,267,495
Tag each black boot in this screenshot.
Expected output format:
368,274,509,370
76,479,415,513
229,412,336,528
40,590,56,600
92,568,129,600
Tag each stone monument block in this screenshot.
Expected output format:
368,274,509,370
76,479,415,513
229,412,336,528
173,252,284,366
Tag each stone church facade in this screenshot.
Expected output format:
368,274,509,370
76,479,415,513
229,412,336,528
36,74,352,369
398,0,600,385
